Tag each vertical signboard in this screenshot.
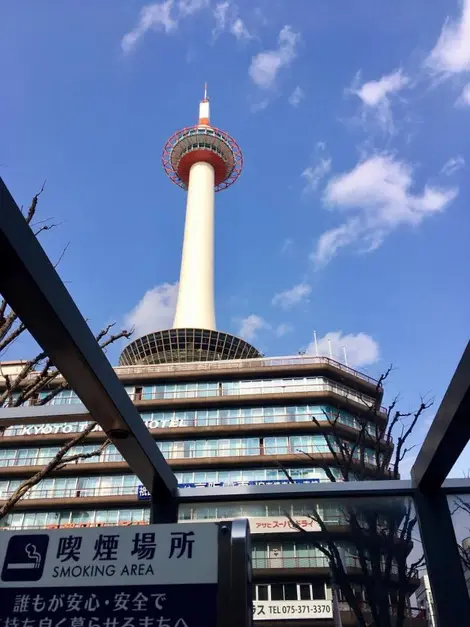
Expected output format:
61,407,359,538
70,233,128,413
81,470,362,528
0,524,218,627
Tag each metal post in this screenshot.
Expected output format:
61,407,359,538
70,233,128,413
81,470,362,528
150,481,179,524
414,489,470,626
216,519,252,627
230,519,253,627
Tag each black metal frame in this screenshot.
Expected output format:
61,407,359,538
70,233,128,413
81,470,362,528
2,177,470,625
0,177,177,514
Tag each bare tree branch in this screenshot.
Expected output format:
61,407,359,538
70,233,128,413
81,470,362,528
0,422,106,520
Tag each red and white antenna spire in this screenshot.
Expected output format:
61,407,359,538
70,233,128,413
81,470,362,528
199,82,210,126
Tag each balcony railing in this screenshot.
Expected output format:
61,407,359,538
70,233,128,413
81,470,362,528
134,381,385,413
252,556,402,575
115,355,380,386
0,444,381,468
0,486,138,500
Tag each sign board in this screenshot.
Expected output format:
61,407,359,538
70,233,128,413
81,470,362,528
14,418,189,437
249,517,320,533
253,601,333,620
0,524,219,627
138,479,320,500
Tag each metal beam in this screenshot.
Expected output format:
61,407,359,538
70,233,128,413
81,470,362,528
414,488,470,625
0,404,89,426
178,478,470,503
0,178,177,507
411,341,470,490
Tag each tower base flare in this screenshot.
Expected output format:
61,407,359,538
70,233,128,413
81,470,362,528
119,328,261,366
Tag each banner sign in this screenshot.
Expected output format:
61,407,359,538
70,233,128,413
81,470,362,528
138,479,320,500
0,524,218,627
253,601,333,620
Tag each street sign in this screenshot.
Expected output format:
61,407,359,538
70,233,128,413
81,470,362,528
138,479,320,500
0,521,251,627
253,601,333,620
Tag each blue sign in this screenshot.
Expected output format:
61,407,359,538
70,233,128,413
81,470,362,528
137,479,320,500
0,583,216,627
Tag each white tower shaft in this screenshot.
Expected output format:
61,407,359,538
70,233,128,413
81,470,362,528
173,161,216,330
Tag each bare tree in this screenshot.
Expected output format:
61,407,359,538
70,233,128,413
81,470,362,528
451,497,470,571
279,369,431,627
0,186,133,520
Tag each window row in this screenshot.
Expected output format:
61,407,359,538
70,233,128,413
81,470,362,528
0,493,353,527
2,404,379,438
140,377,372,406
254,583,328,602
0,467,340,500
0,508,399,576
178,501,345,523
0,435,380,467
0,508,150,529
0,444,123,467
3,378,374,408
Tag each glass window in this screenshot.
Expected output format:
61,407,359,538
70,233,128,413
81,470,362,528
257,586,268,601
284,584,297,600
312,584,326,600
271,585,284,601
299,584,312,600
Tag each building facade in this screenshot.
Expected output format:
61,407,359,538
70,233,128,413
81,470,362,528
0,354,421,626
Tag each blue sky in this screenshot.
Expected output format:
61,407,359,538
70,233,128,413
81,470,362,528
1,0,469,474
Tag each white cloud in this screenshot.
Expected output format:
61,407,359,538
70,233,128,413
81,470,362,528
456,82,470,106
272,283,311,309
306,331,380,368
212,2,251,41
288,86,304,107
349,69,409,133
124,282,178,336
212,1,230,37
121,0,177,54
302,142,332,192
237,314,270,341
230,17,251,40
178,0,209,16
281,238,294,254
275,323,294,337
249,25,300,89
122,0,210,53
441,155,465,176
312,155,458,266
250,98,270,113
425,0,470,75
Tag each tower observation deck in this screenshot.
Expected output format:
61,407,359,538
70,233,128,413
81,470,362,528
120,88,261,365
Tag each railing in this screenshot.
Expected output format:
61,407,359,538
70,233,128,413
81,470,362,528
134,381,384,412
0,452,124,468
0,444,381,468
252,556,402,575
253,556,331,569
115,355,380,386
1,413,391,441
0,486,138,500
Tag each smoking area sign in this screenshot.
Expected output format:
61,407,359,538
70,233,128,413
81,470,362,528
0,524,226,627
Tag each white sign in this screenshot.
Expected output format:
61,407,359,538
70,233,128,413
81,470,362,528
0,523,218,587
253,601,333,620
13,419,187,436
250,517,320,534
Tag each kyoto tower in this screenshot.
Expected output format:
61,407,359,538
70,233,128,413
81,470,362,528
120,88,261,365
